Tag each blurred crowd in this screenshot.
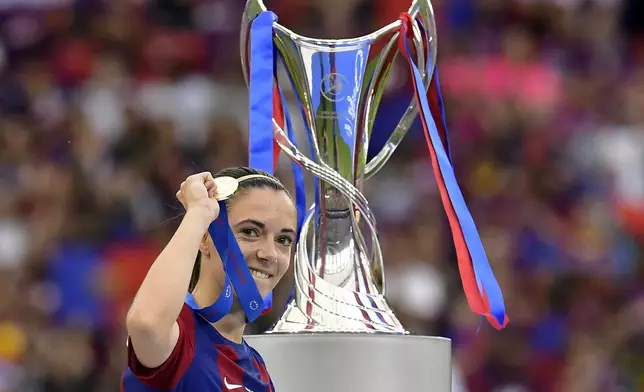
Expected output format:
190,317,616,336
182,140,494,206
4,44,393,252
1,0,644,391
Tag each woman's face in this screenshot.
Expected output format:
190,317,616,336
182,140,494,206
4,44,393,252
207,187,297,298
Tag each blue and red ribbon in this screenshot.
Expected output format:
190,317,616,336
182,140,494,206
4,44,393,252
397,13,508,330
186,11,307,323
251,11,307,315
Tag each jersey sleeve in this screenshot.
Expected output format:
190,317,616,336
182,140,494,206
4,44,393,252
127,304,196,389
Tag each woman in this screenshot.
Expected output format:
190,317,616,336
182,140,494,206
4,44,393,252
122,167,297,392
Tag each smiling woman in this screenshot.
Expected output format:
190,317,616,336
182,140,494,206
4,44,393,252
122,167,297,392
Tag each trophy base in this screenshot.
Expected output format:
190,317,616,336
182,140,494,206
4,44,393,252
245,333,452,392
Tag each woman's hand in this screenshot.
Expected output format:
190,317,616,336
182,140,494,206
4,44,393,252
176,172,220,224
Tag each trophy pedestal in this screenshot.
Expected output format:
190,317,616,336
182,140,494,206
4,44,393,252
245,334,452,392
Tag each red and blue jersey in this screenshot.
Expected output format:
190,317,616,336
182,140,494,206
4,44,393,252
121,304,274,392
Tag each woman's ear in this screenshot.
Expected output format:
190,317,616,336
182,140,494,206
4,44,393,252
199,233,211,258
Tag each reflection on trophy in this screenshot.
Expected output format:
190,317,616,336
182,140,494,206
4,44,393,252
241,0,507,390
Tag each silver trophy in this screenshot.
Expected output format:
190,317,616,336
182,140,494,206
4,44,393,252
242,1,452,391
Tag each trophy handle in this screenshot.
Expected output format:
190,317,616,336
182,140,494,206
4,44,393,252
363,0,438,180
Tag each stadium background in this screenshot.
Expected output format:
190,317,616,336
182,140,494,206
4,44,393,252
0,0,643,391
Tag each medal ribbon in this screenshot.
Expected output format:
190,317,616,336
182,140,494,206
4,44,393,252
186,11,306,323
397,13,508,330
186,200,265,323
184,203,233,322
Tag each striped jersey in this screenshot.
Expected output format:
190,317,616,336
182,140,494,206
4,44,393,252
122,305,274,392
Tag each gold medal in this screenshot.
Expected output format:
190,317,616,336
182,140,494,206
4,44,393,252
213,176,239,201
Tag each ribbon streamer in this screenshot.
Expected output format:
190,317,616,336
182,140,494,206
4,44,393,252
187,11,307,322
397,13,508,330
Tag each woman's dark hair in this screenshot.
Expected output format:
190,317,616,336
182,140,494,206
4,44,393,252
188,166,292,292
